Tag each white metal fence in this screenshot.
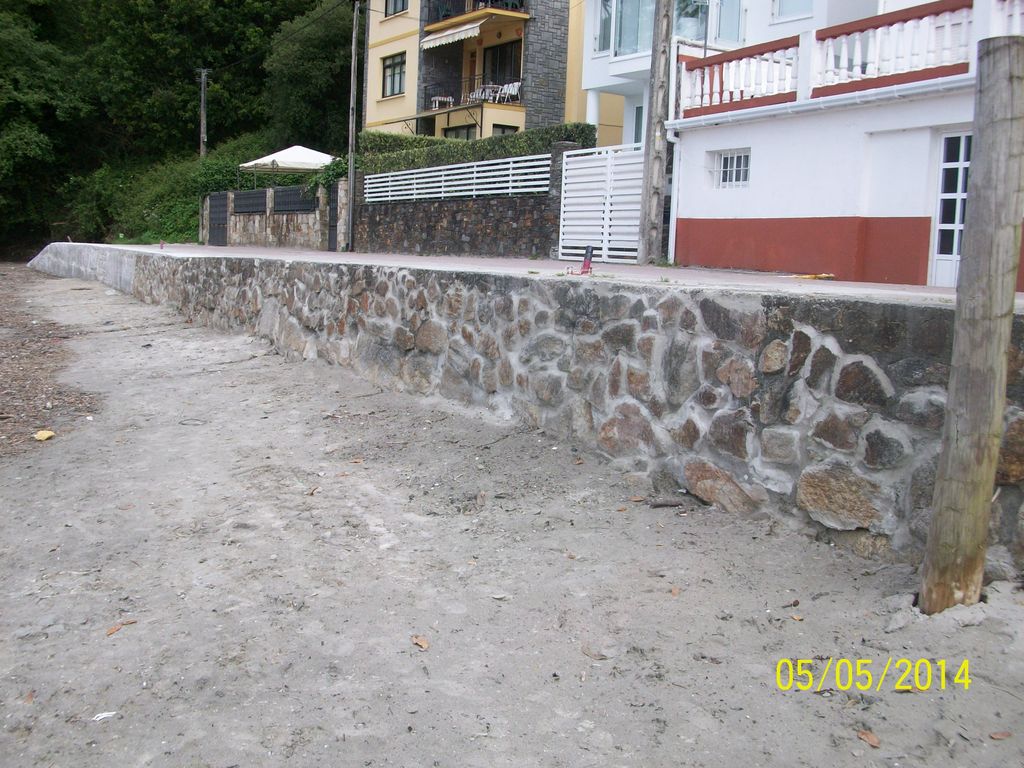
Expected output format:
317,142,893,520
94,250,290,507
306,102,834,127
558,143,643,263
363,154,552,202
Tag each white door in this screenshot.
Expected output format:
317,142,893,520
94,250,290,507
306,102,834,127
558,143,644,262
930,132,971,287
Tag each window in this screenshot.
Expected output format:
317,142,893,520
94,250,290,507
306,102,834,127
385,0,408,15
633,105,644,144
932,133,971,286
381,53,406,97
717,0,742,42
774,0,812,20
493,124,519,136
675,0,707,42
711,149,750,188
483,41,522,84
615,0,654,55
444,125,477,140
597,0,612,51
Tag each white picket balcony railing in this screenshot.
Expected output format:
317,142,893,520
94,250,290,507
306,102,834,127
363,154,551,203
997,0,1024,34
814,1,972,93
673,0,1021,121
678,37,800,116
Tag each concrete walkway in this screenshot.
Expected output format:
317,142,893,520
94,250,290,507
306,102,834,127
102,243,979,308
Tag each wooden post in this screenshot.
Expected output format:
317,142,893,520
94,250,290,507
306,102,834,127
636,0,673,264
197,68,209,158
920,37,1024,615
347,0,361,252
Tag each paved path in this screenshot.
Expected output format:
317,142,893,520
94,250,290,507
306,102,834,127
102,243,980,308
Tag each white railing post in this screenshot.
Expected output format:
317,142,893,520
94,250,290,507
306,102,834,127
797,30,816,100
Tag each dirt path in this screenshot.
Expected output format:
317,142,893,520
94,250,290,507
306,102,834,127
1,266,1021,767
0,266,98,457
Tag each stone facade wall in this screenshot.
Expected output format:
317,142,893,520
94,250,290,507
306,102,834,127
203,188,330,251
355,195,557,257
353,143,574,258
105,250,1024,567
521,0,569,130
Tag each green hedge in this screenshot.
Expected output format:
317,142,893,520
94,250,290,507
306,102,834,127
360,122,596,174
358,131,452,155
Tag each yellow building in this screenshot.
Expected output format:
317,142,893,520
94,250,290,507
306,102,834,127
564,0,623,145
363,0,623,145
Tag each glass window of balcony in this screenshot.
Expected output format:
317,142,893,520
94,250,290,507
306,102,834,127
597,0,612,52
674,0,706,41
615,0,654,56
717,0,741,41
483,40,522,84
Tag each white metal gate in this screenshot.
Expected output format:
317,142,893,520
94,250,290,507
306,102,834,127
558,143,643,262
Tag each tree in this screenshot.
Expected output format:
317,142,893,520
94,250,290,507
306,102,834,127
0,4,85,246
262,0,359,154
73,0,316,160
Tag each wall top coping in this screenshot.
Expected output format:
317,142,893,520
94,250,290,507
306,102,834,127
33,242,1024,314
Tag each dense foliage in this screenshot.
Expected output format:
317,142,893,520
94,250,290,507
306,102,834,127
359,123,597,174
0,0,358,253
306,124,596,190
2,0,591,253
63,132,277,243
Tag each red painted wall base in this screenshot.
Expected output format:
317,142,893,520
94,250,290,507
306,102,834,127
675,216,931,285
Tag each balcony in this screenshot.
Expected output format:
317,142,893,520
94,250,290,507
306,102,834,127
424,74,523,110
425,0,528,27
671,0,1023,121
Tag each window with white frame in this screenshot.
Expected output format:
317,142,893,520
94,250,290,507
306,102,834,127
385,0,408,15
597,0,612,51
710,149,750,188
774,0,812,20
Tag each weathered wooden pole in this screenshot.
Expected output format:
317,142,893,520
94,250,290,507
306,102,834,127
920,36,1024,615
636,0,673,264
347,0,361,252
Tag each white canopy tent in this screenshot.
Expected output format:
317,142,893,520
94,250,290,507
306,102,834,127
239,145,337,174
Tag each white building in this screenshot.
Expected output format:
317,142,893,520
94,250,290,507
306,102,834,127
668,0,1024,287
581,0,886,143
580,0,1023,286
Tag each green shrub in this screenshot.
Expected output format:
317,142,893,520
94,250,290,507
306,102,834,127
358,131,452,155
361,122,596,174
65,131,277,243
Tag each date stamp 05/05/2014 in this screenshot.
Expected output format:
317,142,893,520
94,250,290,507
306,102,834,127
775,657,972,693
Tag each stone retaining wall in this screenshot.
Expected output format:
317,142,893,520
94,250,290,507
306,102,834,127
30,244,1024,568
203,186,334,251
352,142,576,259
354,195,558,258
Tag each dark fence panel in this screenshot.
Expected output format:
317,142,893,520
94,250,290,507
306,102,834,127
328,185,339,251
209,192,228,246
233,189,267,214
273,185,317,213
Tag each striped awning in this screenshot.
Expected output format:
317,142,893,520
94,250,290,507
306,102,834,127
421,21,483,50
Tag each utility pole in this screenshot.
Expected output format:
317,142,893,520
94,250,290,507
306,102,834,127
197,68,210,158
347,0,361,251
920,37,1024,614
636,0,672,264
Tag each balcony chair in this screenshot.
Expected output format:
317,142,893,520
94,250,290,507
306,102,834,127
496,81,521,103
